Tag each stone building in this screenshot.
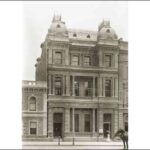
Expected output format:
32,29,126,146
22,15,128,141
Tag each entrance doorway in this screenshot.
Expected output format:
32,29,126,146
53,113,63,138
54,123,62,137
103,123,111,138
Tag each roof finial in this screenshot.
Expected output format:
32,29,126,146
52,13,61,22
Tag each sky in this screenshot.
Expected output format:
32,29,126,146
23,1,128,80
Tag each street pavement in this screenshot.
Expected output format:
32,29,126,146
22,141,124,149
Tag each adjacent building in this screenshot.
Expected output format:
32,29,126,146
22,15,128,141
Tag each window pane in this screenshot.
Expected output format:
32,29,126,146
29,97,36,111
84,56,91,65
55,52,62,64
30,122,37,135
72,56,79,66
84,82,92,96
55,77,62,95
75,81,79,96
30,128,36,135
105,79,111,97
30,103,36,111
30,122,37,128
75,114,79,132
84,114,90,132
105,55,111,67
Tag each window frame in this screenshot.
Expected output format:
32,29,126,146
55,51,62,64
104,54,112,68
84,114,91,132
84,56,91,66
29,96,36,111
72,55,79,66
105,79,112,97
55,76,62,95
29,121,38,136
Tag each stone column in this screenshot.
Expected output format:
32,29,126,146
48,48,52,64
99,76,103,97
111,78,114,97
118,112,124,129
93,109,95,133
48,74,51,95
99,50,103,67
65,48,69,65
115,54,118,69
97,109,103,139
97,76,100,97
43,116,47,136
62,75,65,96
98,109,103,130
65,108,70,134
102,77,105,97
93,76,95,97
80,53,82,66
52,49,54,64
114,110,118,135
66,75,70,96
52,74,55,95
115,78,118,97
72,108,75,134
72,76,75,96
48,108,53,138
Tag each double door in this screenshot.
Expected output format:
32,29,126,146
53,113,63,138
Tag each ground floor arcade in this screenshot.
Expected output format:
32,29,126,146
47,107,128,141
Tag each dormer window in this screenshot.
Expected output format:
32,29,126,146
73,33,77,37
106,29,110,33
56,24,61,28
87,34,90,38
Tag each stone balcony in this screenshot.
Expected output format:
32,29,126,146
48,64,118,73
47,95,119,106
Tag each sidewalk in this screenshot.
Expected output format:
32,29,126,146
23,141,123,146
22,141,124,149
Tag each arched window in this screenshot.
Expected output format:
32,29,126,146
106,29,110,33
73,33,77,37
29,97,36,111
87,34,90,38
56,24,61,28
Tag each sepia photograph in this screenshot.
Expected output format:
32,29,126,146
22,1,128,149
2,1,150,149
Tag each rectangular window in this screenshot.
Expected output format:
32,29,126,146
75,81,79,96
105,79,111,97
55,52,62,64
75,114,79,132
84,114,91,132
84,81,92,96
55,77,62,95
84,56,91,66
105,55,112,67
30,122,37,135
72,55,79,66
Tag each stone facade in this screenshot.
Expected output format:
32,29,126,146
22,15,128,141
